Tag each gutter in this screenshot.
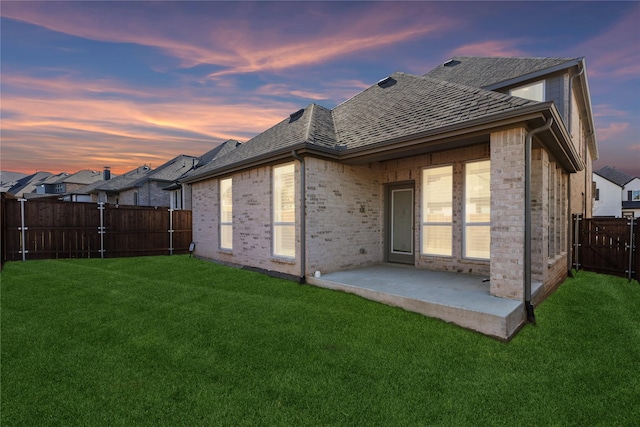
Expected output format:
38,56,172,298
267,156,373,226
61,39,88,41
291,150,306,284
525,117,553,324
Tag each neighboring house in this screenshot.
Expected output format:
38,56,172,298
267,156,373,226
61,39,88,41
62,169,114,202
34,169,105,198
165,139,241,210
180,56,596,337
88,155,198,207
0,171,28,193
5,171,52,198
593,166,640,217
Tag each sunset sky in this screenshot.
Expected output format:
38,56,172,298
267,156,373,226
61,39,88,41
1,1,639,176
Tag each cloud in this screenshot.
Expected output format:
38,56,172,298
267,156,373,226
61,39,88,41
577,4,640,79
449,40,528,58
1,2,454,78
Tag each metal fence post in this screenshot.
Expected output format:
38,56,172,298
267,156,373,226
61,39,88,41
98,202,105,258
18,198,27,261
573,214,581,272
628,218,635,282
168,208,174,256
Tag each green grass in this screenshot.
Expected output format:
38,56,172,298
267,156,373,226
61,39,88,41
1,256,639,426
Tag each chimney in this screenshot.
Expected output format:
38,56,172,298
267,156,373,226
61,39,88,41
103,166,111,180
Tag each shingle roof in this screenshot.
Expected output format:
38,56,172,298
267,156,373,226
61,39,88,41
196,140,242,169
92,165,153,193
189,104,336,179
7,171,52,196
424,56,578,88
64,169,104,185
332,72,537,149
595,166,635,187
147,154,198,182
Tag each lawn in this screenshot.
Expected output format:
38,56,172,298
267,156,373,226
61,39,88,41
1,256,638,426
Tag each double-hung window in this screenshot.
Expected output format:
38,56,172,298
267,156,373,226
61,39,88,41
273,163,295,257
464,160,490,259
220,178,233,250
422,165,452,256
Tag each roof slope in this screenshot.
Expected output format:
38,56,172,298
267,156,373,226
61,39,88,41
424,56,578,88
189,104,335,179
147,154,198,182
7,171,52,196
92,165,153,193
595,166,635,187
332,72,537,149
64,169,104,185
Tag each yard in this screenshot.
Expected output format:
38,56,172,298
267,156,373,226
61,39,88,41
1,256,638,426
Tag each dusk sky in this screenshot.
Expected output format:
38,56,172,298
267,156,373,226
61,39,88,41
1,1,639,177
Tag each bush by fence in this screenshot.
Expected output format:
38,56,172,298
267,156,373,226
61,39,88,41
1,194,192,263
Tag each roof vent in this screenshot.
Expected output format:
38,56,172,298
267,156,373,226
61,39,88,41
289,108,304,122
377,76,396,88
443,59,460,67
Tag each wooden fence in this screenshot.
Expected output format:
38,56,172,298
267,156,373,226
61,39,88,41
572,215,639,281
1,194,192,263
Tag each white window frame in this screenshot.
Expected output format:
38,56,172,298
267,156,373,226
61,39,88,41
464,160,491,260
220,177,233,250
272,163,296,258
509,80,545,102
421,165,453,257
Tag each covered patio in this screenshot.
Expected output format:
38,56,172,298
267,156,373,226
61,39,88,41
306,263,543,340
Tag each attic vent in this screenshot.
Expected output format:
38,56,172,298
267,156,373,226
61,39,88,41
443,59,461,67
289,108,304,122
377,76,396,88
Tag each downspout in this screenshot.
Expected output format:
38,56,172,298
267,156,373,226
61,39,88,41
567,66,584,276
525,117,553,324
291,150,306,284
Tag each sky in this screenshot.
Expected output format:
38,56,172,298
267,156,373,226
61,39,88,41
1,1,639,177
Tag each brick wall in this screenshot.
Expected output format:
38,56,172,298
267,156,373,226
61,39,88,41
490,128,526,300
191,164,300,278
306,158,383,275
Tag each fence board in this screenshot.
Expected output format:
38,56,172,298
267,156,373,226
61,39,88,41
1,196,192,262
574,216,638,280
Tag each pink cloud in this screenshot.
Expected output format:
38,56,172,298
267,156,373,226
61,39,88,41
1,2,456,78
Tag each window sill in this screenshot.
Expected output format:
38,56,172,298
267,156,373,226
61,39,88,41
270,256,297,265
218,248,233,255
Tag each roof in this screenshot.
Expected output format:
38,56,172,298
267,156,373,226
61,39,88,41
424,56,579,89
332,72,537,150
6,171,52,196
146,154,198,182
595,166,635,187
64,169,104,185
195,140,242,169
186,72,539,182
184,57,591,182
91,165,153,193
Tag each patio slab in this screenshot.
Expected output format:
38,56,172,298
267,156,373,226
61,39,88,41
305,263,542,340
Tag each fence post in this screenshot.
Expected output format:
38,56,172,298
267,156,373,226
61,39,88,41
168,208,174,256
628,217,635,282
573,214,582,272
18,198,27,261
98,202,105,258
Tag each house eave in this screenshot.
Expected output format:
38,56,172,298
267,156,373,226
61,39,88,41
340,103,583,172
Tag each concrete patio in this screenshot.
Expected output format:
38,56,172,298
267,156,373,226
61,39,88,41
305,263,543,340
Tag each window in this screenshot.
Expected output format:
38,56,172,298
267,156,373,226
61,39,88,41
172,190,182,210
510,81,545,102
55,183,64,193
220,178,233,250
133,192,138,206
273,163,295,257
464,160,490,259
421,165,452,256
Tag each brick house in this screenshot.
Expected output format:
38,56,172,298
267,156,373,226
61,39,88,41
182,57,597,335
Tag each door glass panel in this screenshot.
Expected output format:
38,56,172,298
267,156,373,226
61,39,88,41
392,189,413,254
